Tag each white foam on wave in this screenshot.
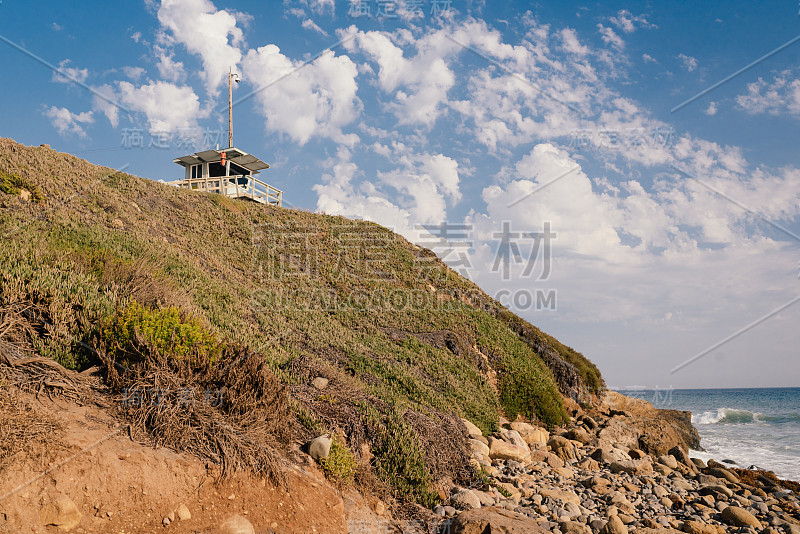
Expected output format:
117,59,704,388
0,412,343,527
692,407,763,425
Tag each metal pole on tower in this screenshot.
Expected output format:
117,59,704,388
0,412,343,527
228,66,233,149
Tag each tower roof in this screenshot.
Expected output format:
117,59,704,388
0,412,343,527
173,147,270,174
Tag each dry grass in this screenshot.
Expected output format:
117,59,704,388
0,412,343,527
0,387,61,473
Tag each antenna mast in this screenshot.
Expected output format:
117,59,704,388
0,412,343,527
228,66,233,149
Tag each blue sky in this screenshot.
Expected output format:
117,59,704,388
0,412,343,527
2,0,799,390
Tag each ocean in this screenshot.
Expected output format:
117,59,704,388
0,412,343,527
616,387,800,482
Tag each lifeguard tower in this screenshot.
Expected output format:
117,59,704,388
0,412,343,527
170,68,283,207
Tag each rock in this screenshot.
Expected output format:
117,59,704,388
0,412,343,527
672,479,694,491
548,436,577,461
610,459,653,475
706,467,739,484
530,450,564,469
502,429,530,452
601,514,628,534
450,506,548,534
669,446,694,468
509,421,536,435
539,488,581,505
598,419,641,450
560,520,592,534
40,496,82,531
469,438,490,458
461,418,484,438
691,458,706,469
628,448,647,460
176,503,191,521
450,490,482,511
700,485,733,499
720,506,762,529
19,189,31,201
112,218,124,229
308,435,332,461
522,427,550,445
488,437,530,462
374,500,386,515
576,457,600,471
311,376,329,390
654,463,674,476
565,427,592,444
219,514,256,534
658,455,679,469
581,416,598,430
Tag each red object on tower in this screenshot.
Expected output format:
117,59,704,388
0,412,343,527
220,151,227,166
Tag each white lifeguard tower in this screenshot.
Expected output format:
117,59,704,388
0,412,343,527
170,68,283,207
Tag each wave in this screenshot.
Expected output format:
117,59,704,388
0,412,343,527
692,408,800,425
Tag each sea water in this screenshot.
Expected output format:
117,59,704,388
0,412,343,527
616,388,800,482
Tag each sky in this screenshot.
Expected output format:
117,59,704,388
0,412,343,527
1,0,799,390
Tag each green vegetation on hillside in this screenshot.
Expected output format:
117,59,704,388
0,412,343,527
0,138,604,506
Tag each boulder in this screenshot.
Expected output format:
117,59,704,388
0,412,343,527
565,427,592,444
522,427,550,447
691,458,706,469
461,418,483,438
40,496,82,531
548,435,577,461
488,437,530,462
601,515,628,534
720,506,762,529
658,455,679,469
219,514,256,534
501,429,530,452
450,507,548,534
529,450,564,469
706,467,739,484
469,438,490,458
539,488,581,505
682,520,718,534
598,420,641,450
509,421,535,435
669,446,694,468
311,376,329,390
560,521,592,534
308,435,332,461
450,490,482,511
610,459,653,475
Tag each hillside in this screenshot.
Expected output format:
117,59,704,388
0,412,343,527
0,138,604,510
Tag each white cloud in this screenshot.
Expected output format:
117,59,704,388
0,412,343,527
704,101,718,116
156,0,244,95
52,22,63,31
44,106,94,138
678,53,698,72
597,24,624,49
91,84,121,128
301,18,328,36
242,45,361,145
736,70,800,117
154,45,187,83
52,59,89,85
121,66,146,81
642,53,657,64
131,31,142,43
608,10,656,33
117,80,203,131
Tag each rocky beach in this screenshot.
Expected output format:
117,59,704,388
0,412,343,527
434,391,800,534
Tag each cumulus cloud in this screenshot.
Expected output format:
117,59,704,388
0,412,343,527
121,66,146,81
52,59,89,85
597,24,624,49
301,18,328,36
242,45,361,145
117,80,203,131
608,10,656,33
678,53,698,72
704,101,718,116
91,84,121,128
736,70,800,117
156,0,245,95
44,106,94,137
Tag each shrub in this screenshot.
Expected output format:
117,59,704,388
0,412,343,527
0,172,43,203
372,409,439,508
320,435,356,485
102,301,221,368
498,356,568,429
